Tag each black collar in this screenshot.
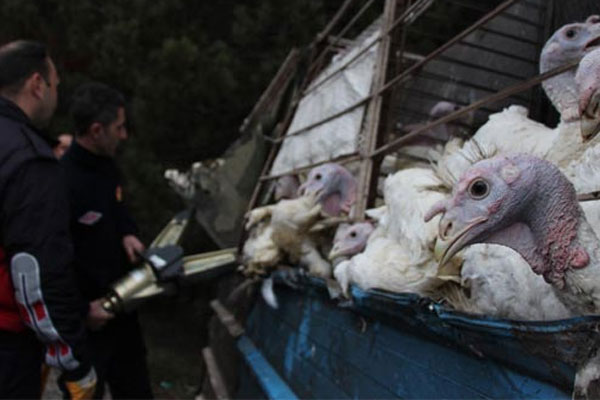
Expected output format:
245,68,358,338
64,140,116,171
0,96,59,148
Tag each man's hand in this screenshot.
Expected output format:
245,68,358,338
122,234,145,264
86,299,114,331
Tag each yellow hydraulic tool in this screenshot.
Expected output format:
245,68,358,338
102,209,237,313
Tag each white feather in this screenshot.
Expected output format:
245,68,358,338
261,278,278,309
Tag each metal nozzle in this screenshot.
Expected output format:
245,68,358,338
102,247,237,314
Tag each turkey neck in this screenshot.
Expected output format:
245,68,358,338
541,70,580,122
488,164,600,314
560,220,600,315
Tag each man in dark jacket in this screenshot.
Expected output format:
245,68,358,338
61,82,153,399
0,40,96,398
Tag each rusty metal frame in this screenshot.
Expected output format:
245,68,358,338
239,48,301,134
353,0,399,218
304,0,379,84
247,153,360,249
202,347,230,400
378,0,521,94
210,299,245,338
272,0,520,145
313,0,357,45
302,0,434,99
244,0,366,216
259,153,361,182
371,60,579,158
578,192,600,202
248,0,575,214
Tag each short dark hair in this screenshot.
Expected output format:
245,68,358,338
0,40,51,95
70,82,125,136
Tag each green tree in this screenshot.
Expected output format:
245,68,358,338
0,0,345,245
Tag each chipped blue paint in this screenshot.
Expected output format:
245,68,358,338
234,272,600,398
237,335,299,400
348,282,600,335
431,303,597,334
297,299,312,357
283,300,313,380
283,332,297,379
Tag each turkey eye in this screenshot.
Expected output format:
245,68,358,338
565,29,577,39
315,173,322,180
468,179,489,199
350,231,357,238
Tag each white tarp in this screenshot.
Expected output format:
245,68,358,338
270,23,380,175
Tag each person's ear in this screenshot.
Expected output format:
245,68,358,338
26,72,46,100
89,122,104,139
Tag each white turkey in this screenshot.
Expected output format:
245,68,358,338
432,32,600,320
576,42,600,142
441,15,600,182
332,167,456,297
328,222,374,265
556,48,600,243
332,18,600,321
426,153,600,398
382,101,470,174
242,163,356,278
274,174,300,201
427,17,600,320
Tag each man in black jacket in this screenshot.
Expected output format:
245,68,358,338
0,40,96,398
61,82,153,399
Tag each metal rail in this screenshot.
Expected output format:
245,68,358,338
380,0,520,94
304,0,379,82
248,0,558,212
435,54,531,82
272,97,369,144
416,70,531,103
578,192,600,202
313,0,357,45
273,0,521,144
239,49,300,134
303,0,434,97
370,60,579,158
448,0,543,14
259,153,361,182
420,11,542,42
244,0,368,216
353,0,398,218
479,26,540,46
398,86,500,116
403,27,537,65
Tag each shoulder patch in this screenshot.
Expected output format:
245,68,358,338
78,211,103,226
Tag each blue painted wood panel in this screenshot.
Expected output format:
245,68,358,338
240,275,582,399
237,336,298,399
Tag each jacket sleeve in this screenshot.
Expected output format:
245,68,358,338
1,159,92,380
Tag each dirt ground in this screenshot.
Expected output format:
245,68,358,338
42,282,213,400
140,286,212,399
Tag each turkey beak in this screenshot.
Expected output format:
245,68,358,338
581,117,600,142
308,188,323,204
328,246,342,261
581,90,600,141
297,185,306,197
433,237,450,262
299,185,321,202
437,216,488,268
